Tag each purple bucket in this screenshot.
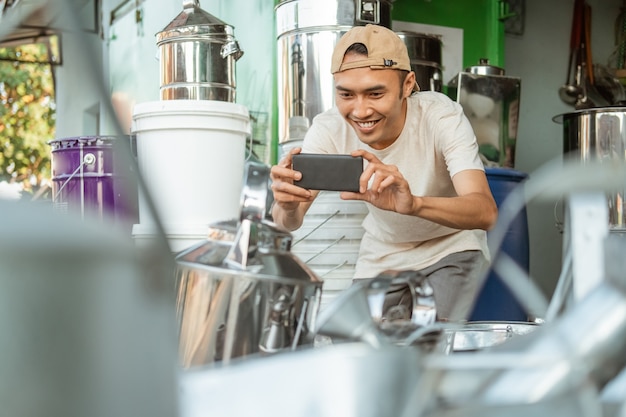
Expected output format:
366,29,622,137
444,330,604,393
49,136,138,229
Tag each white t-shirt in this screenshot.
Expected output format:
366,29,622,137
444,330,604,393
302,91,489,278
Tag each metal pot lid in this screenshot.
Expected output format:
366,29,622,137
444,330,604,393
175,161,322,285
465,58,505,76
175,221,321,282
552,106,626,124
158,0,235,39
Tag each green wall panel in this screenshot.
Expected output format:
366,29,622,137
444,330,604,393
392,0,505,69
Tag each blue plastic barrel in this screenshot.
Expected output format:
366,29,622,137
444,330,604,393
469,167,530,322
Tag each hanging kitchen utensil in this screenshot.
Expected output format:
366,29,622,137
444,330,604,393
575,3,611,109
584,3,594,85
559,0,584,105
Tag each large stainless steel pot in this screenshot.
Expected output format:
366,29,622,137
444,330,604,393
275,0,393,143
156,0,243,102
174,162,322,367
396,31,443,92
553,107,626,228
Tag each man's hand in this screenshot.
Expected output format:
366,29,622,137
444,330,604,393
269,147,317,230
340,149,416,214
341,149,497,231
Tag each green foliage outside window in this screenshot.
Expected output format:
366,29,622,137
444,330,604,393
0,41,56,199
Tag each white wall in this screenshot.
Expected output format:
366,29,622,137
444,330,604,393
51,0,105,139
505,0,622,296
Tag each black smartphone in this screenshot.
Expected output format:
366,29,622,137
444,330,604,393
292,153,363,192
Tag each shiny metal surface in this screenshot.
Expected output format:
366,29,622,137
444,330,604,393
275,0,393,143
364,270,437,328
314,270,439,350
397,31,443,92
445,321,539,352
448,70,521,168
553,107,626,229
276,0,393,34
179,342,429,417
466,59,506,76
156,2,243,101
239,161,272,223
176,232,626,417
174,161,322,367
315,278,389,349
175,227,323,367
430,234,626,413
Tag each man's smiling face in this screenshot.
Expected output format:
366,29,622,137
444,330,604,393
333,52,415,150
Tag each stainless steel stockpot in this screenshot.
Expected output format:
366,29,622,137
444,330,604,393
553,107,626,228
174,162,322,368
275,0,393,143
156,0,243,102
396,31,443,92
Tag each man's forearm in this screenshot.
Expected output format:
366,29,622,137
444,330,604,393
271,203,305,231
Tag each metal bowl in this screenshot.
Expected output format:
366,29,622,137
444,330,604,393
446,321,540,352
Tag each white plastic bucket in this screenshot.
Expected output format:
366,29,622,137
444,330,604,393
131,100,251,228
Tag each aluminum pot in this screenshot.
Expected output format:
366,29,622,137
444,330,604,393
275,0,393,143
553,107,626,228
174,162,323,367
156,0,243,102
396,31,443,92
465,58,506,76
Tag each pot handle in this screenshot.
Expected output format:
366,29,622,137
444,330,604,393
239,161,271,223
183,0,200,10
221,41,244,61
226,161,278,269
366,270,437,327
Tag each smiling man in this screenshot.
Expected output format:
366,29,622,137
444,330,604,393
270,24,498,321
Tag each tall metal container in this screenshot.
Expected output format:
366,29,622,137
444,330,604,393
396,31,443,92
275,0,393,144
553,107,626,229
447,60,521,168
174,162,323,367
156,0,244,102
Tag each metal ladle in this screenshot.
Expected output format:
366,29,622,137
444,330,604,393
559,48,581,105
575,61,594,109
559,0,584,105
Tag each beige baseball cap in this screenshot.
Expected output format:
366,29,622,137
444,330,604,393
331,24,412,74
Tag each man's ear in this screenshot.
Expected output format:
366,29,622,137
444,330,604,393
404,71,417,97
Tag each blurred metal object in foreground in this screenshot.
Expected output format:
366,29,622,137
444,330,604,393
313,269,439,349
177,232,626,417
0,201,178,417
422,232,626,417
174,161,323,367
179,342,428,417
